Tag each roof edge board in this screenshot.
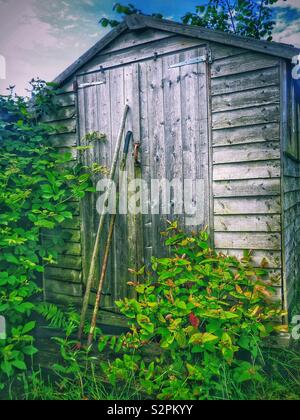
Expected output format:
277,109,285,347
53,22,128,86
53,14,300,87
140,15,300,61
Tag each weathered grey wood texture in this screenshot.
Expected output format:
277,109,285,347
41,90,84,307
76,45,209,310
281,62,300,310
210,44,282,304
43,25,300,325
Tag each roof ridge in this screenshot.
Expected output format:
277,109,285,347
54,13,300,87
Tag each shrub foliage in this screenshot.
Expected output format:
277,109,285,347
97,223,286,399
0,81,92,390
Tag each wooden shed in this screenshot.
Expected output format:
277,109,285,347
44,14,300,329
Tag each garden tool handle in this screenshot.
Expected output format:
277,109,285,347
123,131,133,156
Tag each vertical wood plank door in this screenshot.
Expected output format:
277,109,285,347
76,45,209,311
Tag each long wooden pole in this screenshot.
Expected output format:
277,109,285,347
87,131,133,346
87,213,116,346
78,104,129,343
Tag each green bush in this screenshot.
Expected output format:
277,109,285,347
0,81,93,391
99,222,286,400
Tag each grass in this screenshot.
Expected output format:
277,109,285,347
248,347,300,400
3,344,300,400
8,368,143,401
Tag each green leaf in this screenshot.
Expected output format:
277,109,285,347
22,321,36,334
137,314,154,334
12,360,27,371
1,361,13,376
175,331,187,348
22,345,38,356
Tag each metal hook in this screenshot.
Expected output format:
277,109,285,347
133,143,141,167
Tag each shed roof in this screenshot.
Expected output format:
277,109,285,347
54,14,300,87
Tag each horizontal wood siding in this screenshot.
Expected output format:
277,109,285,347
210,43,282,292
43,29,190,314
43,30,289,318
283,155,300,309
42,89,84,305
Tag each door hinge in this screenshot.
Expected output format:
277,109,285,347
169,49,213,69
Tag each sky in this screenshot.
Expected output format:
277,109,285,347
0,0,300,96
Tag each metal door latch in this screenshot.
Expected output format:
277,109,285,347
77,80,106,89
169,49,213,69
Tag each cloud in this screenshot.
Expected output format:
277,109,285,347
0,0,110,95
1,0,300,96
272,1,300,47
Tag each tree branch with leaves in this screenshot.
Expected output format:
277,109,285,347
100,0,287,41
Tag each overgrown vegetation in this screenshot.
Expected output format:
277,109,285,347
101,1,283,41
0,0,298,400
0,83,299,399
11,225,291,401
97,224,287,399
0,80,93,393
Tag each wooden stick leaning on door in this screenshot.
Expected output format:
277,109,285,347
77,104,130,344
87,131,133,347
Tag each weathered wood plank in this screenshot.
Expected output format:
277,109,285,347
57,229,81,243
110,66,127,305
53,255,82,270
140,16,298,58
214,214,281,233
194,48,210,229
283,205,300,227
45,279,83,297
80,36,207,74
139,61,152,267
49,119,76,134
213,179,281,198
140,15,298,60
214,197,281,215
180,48,202,229
211,52,279,78
100,28,174,54
57,242,82,256
283,155,300,177
212,104,280,130
54,22,128,86
124,63,138,302
211,67,279,96
213,161,280,181
283,176,300,193
146,55,166,260
42,106,76,123
53,92,75,107
212,86,280,113
213,142,280,164
44,291,82,306
210,43,245,60
215,248,282,268
213,123,280,147
163,51,184,228
45,267,82,283
214,232,281,250
284,190,300,211
48,133,77,148
60,216,81,230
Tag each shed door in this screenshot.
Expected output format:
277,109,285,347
77,46,209,311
